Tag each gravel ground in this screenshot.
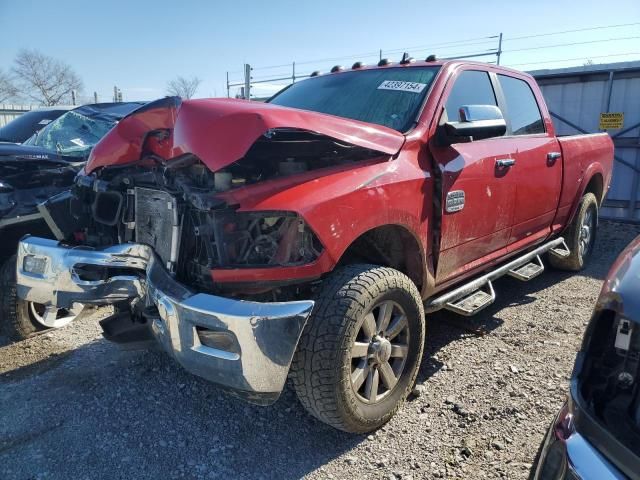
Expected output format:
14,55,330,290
1,220,639,480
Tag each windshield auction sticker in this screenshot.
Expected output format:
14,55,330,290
377,80,427,93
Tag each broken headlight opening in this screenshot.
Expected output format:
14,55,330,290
181,209,323,285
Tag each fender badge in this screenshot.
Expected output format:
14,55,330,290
445,190,465,213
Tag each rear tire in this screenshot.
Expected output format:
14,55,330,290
548,192,598,271
290,264,425,433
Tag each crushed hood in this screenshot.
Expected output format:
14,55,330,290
85,97,405,173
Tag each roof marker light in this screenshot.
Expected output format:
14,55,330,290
425,54,437,62
330,65,344,73
399,52,415,65
352,61,366,69
378,58,392,66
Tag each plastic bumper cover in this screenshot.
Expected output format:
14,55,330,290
534,402,626,480
16,236,314,404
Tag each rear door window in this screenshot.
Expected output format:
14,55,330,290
498,75,545,135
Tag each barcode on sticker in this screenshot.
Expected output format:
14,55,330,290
378,80,427,93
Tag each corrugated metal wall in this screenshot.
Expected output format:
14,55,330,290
532,61,640,222
0,105,34,128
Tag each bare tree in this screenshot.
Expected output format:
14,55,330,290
167,76,201,99
12,49,83,106
0,69,18,103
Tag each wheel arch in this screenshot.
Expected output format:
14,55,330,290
564,169,605,230
336,224,427,294
584,172,605,206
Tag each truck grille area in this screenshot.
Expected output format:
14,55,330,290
134,187,181,271
62,162,323,293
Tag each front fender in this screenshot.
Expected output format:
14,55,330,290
219,154,432,280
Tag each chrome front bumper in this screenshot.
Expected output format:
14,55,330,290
16,236,314,403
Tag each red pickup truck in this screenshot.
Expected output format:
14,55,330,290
15,59,613,433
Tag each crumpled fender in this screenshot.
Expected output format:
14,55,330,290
85,97,405,173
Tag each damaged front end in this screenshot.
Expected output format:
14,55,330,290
16,96,400,402
17,236,313,403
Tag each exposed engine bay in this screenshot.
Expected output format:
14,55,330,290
579,311,640,456
0,158,80,219
45,128,386,295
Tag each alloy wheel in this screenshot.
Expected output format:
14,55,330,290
350,300,410,404
29,302,81,329
579,207,595,259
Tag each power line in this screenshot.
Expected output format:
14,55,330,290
228,22,640,95
250,35,498,71
504,35,640,53
382,43,496,59
379,36,497,56
508,51,640,67
252,34,636,79
242,23,640,73
504,22,640,42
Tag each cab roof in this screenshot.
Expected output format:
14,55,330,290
311,59,532,80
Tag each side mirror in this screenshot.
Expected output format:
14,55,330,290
439,105,507,144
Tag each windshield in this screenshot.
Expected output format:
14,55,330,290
269,66,440,132
23,110,116,157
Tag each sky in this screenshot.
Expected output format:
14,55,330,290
1,0,639,103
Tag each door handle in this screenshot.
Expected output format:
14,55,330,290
496,158,516,168
547,152,561,163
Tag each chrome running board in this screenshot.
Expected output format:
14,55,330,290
426,237,564,314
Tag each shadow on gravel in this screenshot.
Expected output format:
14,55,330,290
413,224,624,386
0,350,74,382
1,222,638,480
415,266,574,386
0,338,364,480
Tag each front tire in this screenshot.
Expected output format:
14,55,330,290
291,264,425,433
0,255,78,341
548,192,598,271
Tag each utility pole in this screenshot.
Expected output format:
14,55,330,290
496,32,503,65
226,72,230,98
94,91,98,103
244,64,251,100
71,90,76,105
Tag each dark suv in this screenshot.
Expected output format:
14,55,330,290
534,235,640,480
0,101,145,341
